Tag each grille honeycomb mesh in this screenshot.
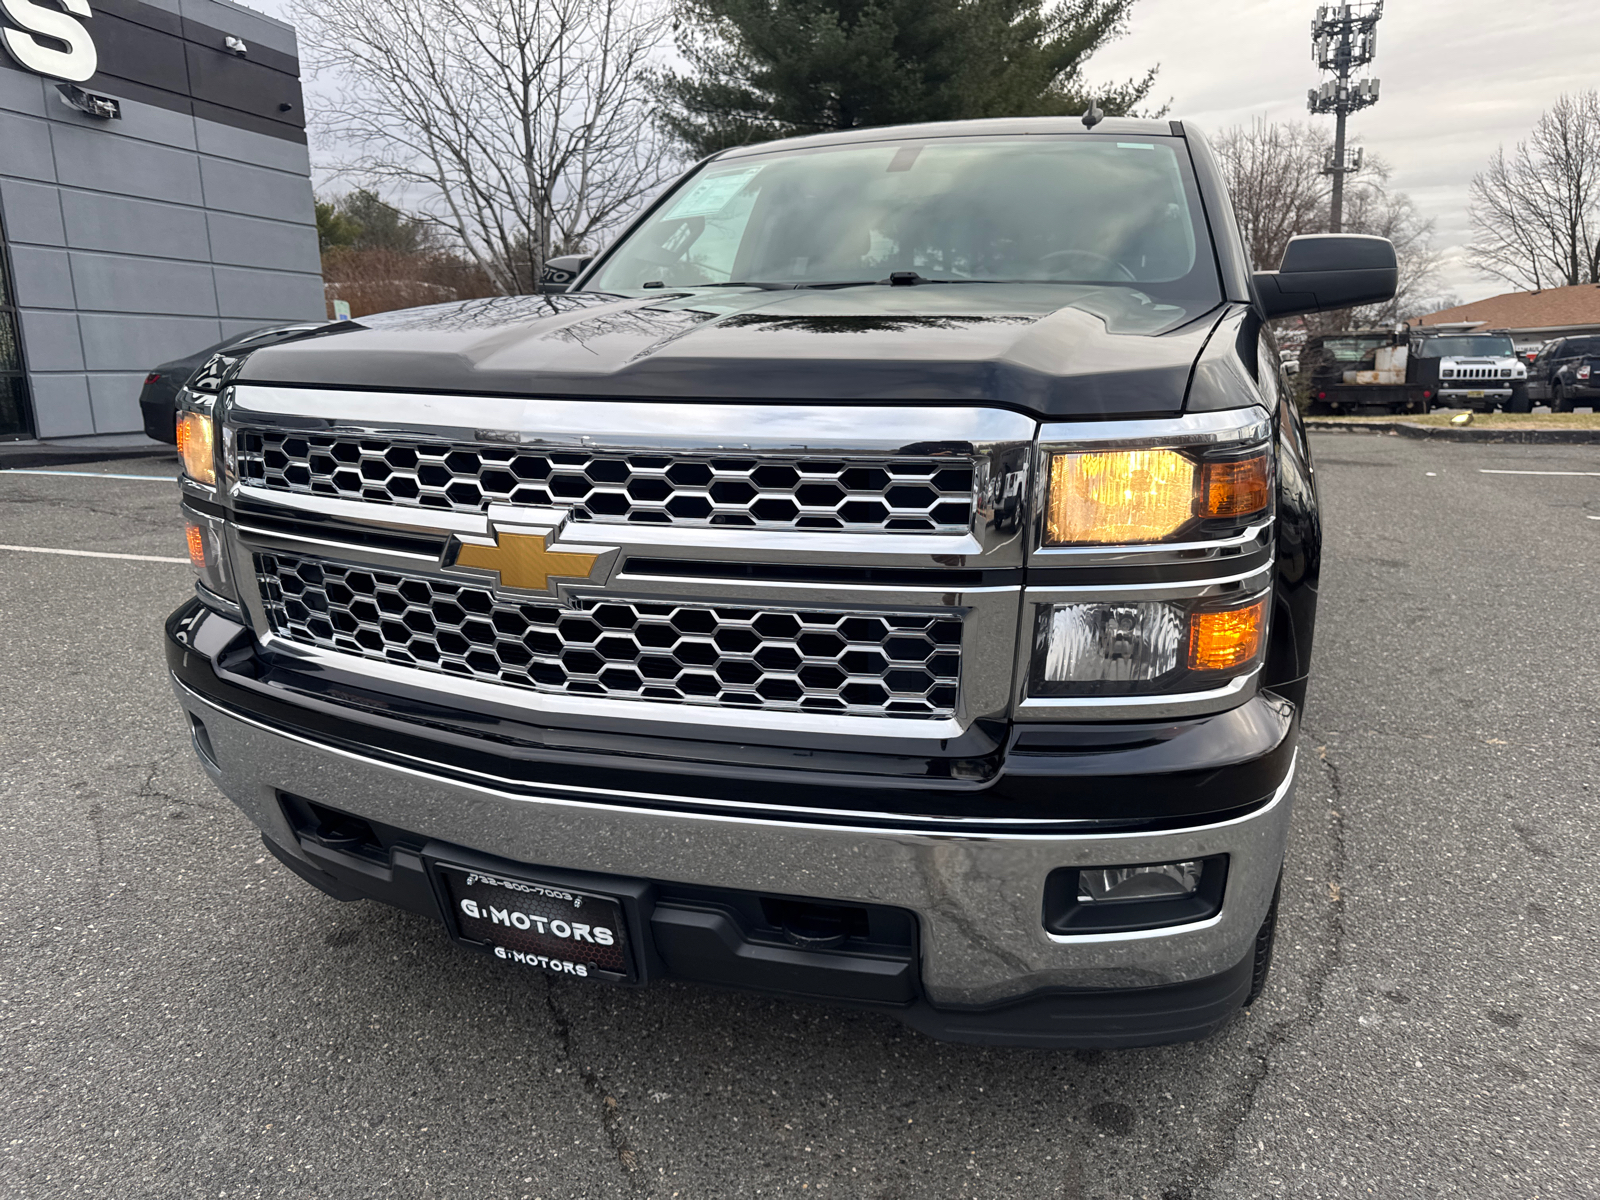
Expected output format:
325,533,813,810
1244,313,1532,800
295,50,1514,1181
236,431,974,533
257,554,962,718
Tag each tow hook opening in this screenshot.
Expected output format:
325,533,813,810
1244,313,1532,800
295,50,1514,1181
760,897,871,949
281,793,387,864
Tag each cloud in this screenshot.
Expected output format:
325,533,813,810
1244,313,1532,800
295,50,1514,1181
1088,0,1600,303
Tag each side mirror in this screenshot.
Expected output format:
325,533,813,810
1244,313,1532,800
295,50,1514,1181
1253,234,1397,319
538,254,593,294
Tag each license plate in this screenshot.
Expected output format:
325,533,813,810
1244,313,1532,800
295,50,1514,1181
432,862,633,982
1467,390,1485,398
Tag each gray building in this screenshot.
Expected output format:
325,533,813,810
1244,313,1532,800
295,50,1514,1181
0,0,323,442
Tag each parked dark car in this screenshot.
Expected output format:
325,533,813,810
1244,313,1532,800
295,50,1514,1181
1526,335,1600,411
164,117,1396,1048
139,323,324,442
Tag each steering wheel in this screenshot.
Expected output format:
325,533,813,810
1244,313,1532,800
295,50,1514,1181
1038,248,1136,281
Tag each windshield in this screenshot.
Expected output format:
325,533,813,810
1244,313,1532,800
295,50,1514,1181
1415,335,1514,358
586,135,1218,317
1320,337,1391,362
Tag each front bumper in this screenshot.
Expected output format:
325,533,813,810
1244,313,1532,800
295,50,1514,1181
169,603,1298,1046
1437,386,1513,400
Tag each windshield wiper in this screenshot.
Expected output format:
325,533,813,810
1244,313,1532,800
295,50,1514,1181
685,281,797,291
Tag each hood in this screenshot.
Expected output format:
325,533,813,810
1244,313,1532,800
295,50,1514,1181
238,285,1225,419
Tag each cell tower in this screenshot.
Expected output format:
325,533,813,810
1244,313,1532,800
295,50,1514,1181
1307,3,1383,233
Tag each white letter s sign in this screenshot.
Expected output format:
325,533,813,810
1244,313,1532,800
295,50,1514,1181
1,0,98,83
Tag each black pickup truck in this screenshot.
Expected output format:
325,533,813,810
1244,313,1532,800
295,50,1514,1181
1527,335,1600,411
165,117,1394,1048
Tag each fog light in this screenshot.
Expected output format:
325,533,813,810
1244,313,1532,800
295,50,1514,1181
1042,601,1182,683
1078,860,1203,903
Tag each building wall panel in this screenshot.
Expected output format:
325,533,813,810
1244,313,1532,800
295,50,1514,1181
8,246,77,310
0,0,321,440
61,191,211,259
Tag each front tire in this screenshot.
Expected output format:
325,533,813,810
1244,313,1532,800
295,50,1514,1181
1244,876,1282,1007
1507,384,1531,413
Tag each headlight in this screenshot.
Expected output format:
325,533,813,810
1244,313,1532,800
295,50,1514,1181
1032,591,1268,697
176,410,216,485
1044,447,1270,546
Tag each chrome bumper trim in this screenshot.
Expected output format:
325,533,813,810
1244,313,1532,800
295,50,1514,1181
174,675,1297,1005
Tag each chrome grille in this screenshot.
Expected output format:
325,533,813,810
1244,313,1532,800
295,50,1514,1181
256,554,962,718
236,431,974,533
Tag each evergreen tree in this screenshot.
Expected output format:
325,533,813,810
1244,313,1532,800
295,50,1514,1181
653,0,1160,158
314,190,441,254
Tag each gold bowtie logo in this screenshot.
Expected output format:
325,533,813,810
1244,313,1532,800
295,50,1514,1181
447,526,607,593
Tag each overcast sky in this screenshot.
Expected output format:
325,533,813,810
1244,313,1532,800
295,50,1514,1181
250,0,1598,305
1089,0,1600,303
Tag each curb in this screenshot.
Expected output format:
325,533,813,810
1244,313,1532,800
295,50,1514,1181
0,441,176,470
1305,420,1600,444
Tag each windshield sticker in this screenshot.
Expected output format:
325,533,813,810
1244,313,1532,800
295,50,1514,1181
1117,142,1155,150
887,144,924,172
664,167,763,219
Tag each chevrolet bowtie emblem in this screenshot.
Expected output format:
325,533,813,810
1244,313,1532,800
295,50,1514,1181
444,522,612,594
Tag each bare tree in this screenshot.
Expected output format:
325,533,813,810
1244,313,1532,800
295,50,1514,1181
295,0,675,294
1213,118,1439,328
1211,120,1329,274
1468,91,1600,291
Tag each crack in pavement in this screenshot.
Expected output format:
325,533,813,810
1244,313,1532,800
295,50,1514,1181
542,978,644,1191
1159,736,1351,1200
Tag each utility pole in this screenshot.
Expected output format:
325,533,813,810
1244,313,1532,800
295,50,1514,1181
1308,3,1383,233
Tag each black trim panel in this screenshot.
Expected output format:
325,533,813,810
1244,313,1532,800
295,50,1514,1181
168,600,1296,829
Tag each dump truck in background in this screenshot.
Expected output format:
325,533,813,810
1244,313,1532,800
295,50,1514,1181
1300,329,1530,415
1300,329,1427,415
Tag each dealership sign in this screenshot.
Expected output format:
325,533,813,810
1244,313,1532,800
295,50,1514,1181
1,0,98,83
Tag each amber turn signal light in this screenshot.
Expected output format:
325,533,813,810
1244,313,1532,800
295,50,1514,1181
1200,453,1271,519
185,522,207,570
1188,597,1268,672
176,411,215,485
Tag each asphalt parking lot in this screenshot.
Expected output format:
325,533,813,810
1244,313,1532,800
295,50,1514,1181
2,434,1597,1199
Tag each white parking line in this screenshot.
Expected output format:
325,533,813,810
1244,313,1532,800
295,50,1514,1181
0,543,188,564
1,469,173,481
1478,469,1600,477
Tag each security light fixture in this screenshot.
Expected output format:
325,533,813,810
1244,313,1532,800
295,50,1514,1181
55,83,119,120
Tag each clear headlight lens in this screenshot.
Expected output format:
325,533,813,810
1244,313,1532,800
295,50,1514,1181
1034,592,1268,696
1045,448,1270,545
176,411,216,485
1042,601,1183,683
